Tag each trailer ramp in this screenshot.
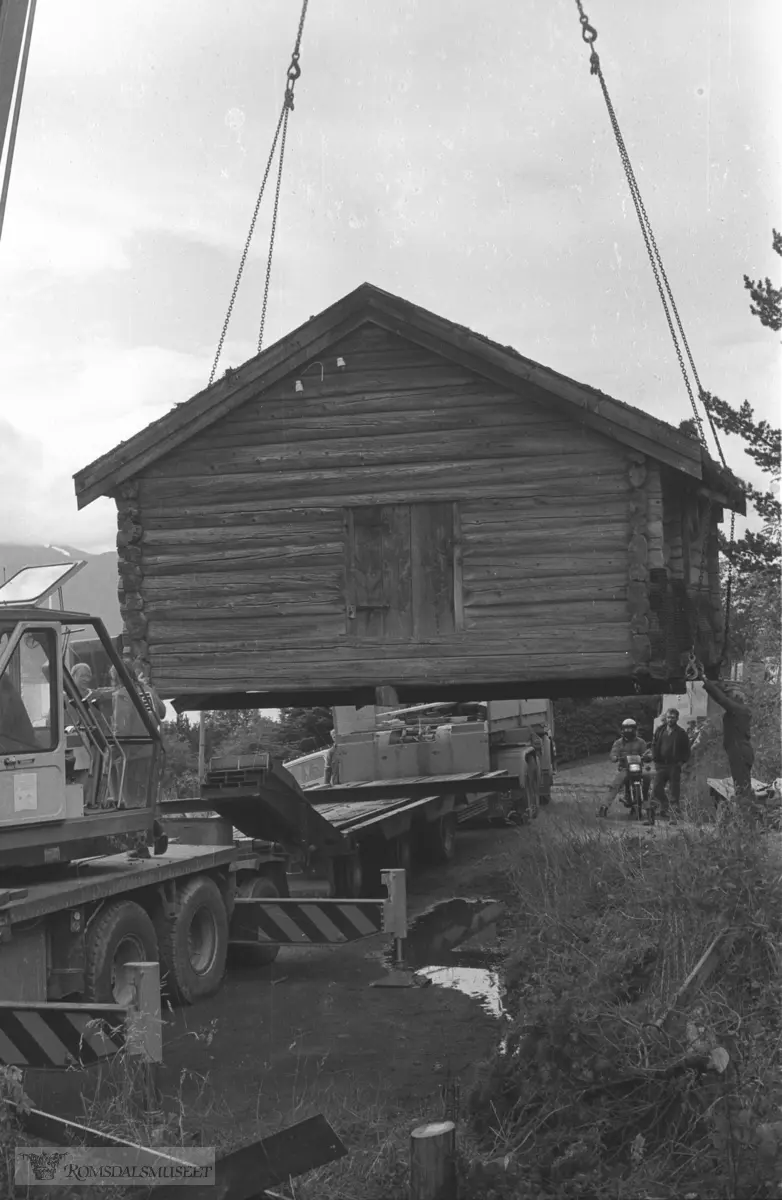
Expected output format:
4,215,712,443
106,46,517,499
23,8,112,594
200,757,347,853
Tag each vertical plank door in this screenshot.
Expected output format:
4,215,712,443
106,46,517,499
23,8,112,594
345,502,460,643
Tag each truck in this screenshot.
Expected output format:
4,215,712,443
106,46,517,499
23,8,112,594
157,704,557,907
0,562,295,1006
282,697,557,874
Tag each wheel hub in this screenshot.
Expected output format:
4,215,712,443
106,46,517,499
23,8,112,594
187,906,219,976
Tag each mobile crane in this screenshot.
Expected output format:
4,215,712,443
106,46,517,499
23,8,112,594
0,563,292,1006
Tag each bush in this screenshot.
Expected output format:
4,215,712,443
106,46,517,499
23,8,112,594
469,807,782,1198
554,697,661,764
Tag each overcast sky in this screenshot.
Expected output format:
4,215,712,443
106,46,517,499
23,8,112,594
1,0,779,552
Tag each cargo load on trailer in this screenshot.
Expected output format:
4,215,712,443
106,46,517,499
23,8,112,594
285,698,557,813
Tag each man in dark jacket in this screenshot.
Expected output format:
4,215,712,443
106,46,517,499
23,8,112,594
701,677,754,803
651,707,691,818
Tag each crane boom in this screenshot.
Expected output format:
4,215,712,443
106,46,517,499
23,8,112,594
0,0,37,244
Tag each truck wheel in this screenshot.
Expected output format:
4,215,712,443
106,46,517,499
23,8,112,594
334,854,364,899
525,762,540,820
85,900,159,1006
393,834,413,876
426,814,457,865
230,875,281,968
155,876,228,1005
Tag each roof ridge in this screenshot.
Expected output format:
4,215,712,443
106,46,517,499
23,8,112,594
73,281,744,514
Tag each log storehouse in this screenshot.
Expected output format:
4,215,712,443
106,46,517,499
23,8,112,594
73,284,745,710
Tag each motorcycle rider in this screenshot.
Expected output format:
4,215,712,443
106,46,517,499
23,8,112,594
607,718,651,809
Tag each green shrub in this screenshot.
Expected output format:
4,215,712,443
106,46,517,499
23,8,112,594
470,806,782,1198
554,696,661,764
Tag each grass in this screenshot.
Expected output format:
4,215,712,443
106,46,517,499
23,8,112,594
468,731,782,1199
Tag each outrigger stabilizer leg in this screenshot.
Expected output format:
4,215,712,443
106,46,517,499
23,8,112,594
371,869,430,989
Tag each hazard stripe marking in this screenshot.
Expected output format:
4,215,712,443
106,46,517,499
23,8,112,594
234,899,385,946
67,1012,123,1060
0,1006,126,1068
259,905,312,944
337,904,382,937
296,907,347,943
0,1027,27,1066
14,1012,71,1067
0,1012,48,1066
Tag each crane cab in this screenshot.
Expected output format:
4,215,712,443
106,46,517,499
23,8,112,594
0,562,162,869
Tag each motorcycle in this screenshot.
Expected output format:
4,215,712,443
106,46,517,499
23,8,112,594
623,752,653,822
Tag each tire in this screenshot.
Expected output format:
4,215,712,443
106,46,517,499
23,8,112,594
357,842,384,897
525,759,540,820
393,834,413,876
154,876,229,1005
85,900,159,1006
230,874,281,968
426,813,457,865
334,853,364,899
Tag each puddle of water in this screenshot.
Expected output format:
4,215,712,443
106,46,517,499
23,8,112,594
401,896,505,968
416,965,505,1018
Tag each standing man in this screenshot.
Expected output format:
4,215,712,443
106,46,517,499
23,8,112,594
701,677,754,805
651,707,691,819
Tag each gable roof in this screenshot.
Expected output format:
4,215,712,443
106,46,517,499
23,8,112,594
73,282,745,513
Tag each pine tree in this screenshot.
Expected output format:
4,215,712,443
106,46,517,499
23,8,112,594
703,229,781,576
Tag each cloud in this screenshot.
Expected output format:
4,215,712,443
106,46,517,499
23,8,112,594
0,340,230,551
1,211,131,277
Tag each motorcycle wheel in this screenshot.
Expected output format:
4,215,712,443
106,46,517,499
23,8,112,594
631,786,643,820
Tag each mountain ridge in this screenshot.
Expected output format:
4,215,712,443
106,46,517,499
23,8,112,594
0,544,121,636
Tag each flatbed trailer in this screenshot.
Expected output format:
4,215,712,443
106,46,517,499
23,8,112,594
188,756,515,896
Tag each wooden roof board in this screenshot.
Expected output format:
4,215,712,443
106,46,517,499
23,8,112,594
73,282,743,510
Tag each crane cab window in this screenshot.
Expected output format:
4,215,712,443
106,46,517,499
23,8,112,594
0,628,57,754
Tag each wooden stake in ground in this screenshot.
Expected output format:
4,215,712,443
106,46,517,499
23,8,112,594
125,960,163,1113
410,1120,457,1200
656,926,738,1037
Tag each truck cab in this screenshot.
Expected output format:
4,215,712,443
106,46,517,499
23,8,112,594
0,562,162,869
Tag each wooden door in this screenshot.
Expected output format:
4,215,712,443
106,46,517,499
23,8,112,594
345,502,462,640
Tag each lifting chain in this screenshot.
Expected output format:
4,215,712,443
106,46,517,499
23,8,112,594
209,0,310,386
573,0,736,666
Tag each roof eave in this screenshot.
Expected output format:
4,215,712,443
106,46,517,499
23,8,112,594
73,282,713,505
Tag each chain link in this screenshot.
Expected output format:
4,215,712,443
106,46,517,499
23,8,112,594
258,104,291,352
208,0,310,386
572,3,729,467
572,1,736,664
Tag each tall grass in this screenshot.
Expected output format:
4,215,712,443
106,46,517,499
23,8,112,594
469,790,782,1199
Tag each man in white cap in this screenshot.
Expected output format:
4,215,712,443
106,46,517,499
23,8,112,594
606,717,650,810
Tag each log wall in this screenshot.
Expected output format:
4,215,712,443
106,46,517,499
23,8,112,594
114,324,722,699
